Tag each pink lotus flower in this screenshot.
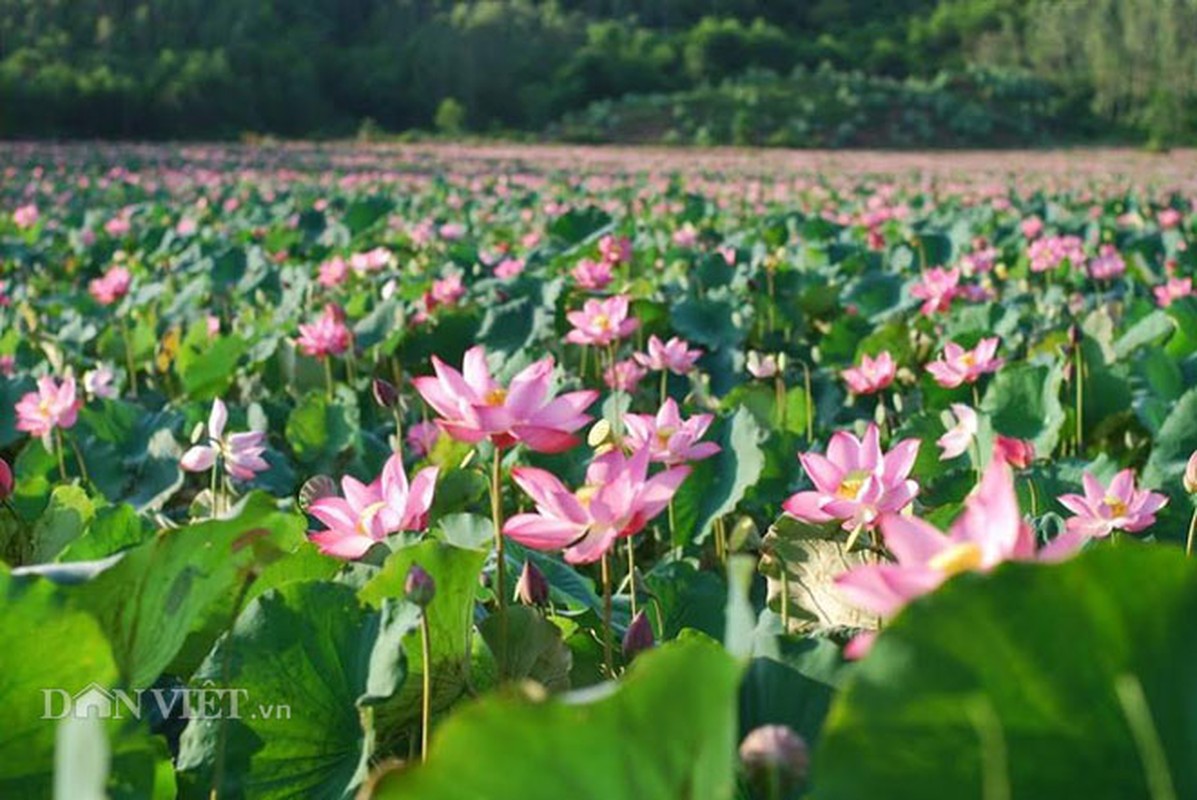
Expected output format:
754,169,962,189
834,455,1082,656
1029,235,1085,273
937,404,977,461
910,267,960,316
1058,470,1168,539
926,338,1004,388
0,355,14,377
406,421,441,458
83,365,117,400
180,399,269,480
1154,277,1193,308
297,304,352,358
746,351,779,379
604,358,647,392
623,399,720,465
349,247,393,274
13,204,38,229
16,375,81,445
413,345,597,452
1020,216,1043,240
565,294,638,346
104,215,131,237
572,258,614,291
309,453,438,559
494,258,525,279
175,217,198,236
783,424,920,531
430,274,465,306
318,256,350,287
994,435,1035,469
1158,208,1182,229
841,352,896,396
634,335,702,374
89,266,132,305
1087,244,1125,281
1184,451,1197,494
503,446,689,563
598,234,632,265
438,222,465,241
672,224,699,248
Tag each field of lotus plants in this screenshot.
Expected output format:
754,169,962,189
3,141,1197,799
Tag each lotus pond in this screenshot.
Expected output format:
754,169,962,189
2,142,1197,799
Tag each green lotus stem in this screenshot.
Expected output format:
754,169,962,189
121,315,139,398
778,554,791,632
419,611,432,762
971,381,981,411
601,550,614,677
626,536,638,618
211,571,254,800
66,433,90,488
53,428,68,483
766,268,776,335
667,499,676,547
774,375,786,430
490,447,508,676
391,407,405,452
323,356,334,401
803,361,813,441
210,462,220,518
1186,506,1197,557
1074,344,1084,454
606,343,622,438
580,346,589,383
659,369,668,408
1027,477,1039,518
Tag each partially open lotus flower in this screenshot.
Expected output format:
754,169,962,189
503,445,689,564
783,424,920,532
841,351,896,395
413,345,597,453
834,454,1084,657
925,337,1004,388
1057,469,1168,539
623,398,720,466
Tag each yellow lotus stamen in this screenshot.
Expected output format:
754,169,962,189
836,469,871,501
1103,497,1128,518
575,484,599,507
484,387,508,406
928,542,984,577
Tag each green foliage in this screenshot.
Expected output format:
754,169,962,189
816,546,1197,799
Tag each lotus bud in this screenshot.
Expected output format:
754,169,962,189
994,435,1035,469
372,378,399,409
622,610,654,661
739,724,809,791
1185,451,1197,495
514,560,550,607
0,457,12,501
404,564,436,608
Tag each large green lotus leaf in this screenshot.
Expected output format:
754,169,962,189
177,581,420,800
64,492,308,686
1144,386,1197,488
670,406,765,547
358,540,487,744
0,566,118,796
175,330,248,400
815,546,1197,799
285,390,359,469
981,361,1066,456
370,634,742,800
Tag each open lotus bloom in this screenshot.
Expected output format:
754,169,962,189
413,345,597,453
180,398,270,480
841,351,896,395
910,266,960,316
1057,469,1168,539
633,335,702,374
15,375,81,446
565,294,639,346
623,398,720,465
783,423,920,531
308,453,438,559
834,454,1085,658
925,337,1004,388
503,445,690,564
296,303,352,358
936,403,977,461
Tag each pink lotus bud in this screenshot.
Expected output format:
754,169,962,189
0,457,12,501
404,564,436,608
372,378,400,409
621,610,655,661
994,435,1035,469
1185,451,1197,495
739,724,809,790
514,560,549,607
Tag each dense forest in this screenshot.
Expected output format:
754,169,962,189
1,0,1194,146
